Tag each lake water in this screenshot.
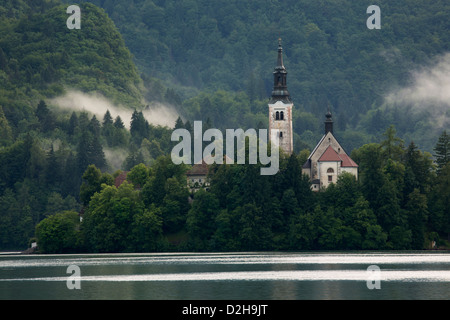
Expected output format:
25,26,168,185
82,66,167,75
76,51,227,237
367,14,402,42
0,252,449,300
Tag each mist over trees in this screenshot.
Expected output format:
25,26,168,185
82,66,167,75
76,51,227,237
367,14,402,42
84,0,450,153
0,1,449,252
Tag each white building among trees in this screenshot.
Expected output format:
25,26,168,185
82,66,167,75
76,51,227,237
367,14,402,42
302,111,358,191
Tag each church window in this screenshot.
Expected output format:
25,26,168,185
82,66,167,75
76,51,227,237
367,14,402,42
276,111,280,120
280,111,284,120
279,131,283,138
327,168,334,173
328,175,332,182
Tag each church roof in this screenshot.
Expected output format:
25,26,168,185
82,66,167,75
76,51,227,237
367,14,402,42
318,145,342,162
318,145,358,167
339,153,359,167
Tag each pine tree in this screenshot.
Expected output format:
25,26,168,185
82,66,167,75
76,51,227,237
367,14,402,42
76,131,91,179
0,106,13,146
353,143,385,210
88,115,101,137
78,112,90,130
114,116,125,129
404,141,433,195
174,116,184,129
380,125,404,162
130,110,149,143
434,130,450,175
35,100,55,132
102,110,115,147
90,135,107,171
46,144,60,189
68,112,78,136
103,110,113,126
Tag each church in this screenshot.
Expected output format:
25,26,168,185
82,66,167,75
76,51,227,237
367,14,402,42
268,39,358,191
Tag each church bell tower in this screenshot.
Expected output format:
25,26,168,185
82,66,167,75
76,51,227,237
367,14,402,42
268,38,293,155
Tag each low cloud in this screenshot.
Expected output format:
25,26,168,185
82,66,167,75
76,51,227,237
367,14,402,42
49,89,179,128
384,53,450,128
104,147,128,172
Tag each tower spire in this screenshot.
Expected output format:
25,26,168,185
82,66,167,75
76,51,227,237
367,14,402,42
270,38,291,103
268,39,294,155
276,38,284,69
325,109,333,134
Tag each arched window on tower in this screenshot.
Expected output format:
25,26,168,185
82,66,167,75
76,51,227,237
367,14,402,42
280,111,284,120
327,168,334,173
276,111,279,120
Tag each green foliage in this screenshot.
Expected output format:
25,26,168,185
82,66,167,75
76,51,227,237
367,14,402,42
82,182,149,252
127,163,149,188
1,0,449,252
186,189,220,249
0,1,143,106
79,164,113,206
0,106,13,146
35,211,82,253
3,123,448,252
434,131,450,174
83,0,450,153
81,158,187,252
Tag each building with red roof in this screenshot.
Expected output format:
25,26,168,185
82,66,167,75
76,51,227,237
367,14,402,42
302,112,358,191
186,160,210,193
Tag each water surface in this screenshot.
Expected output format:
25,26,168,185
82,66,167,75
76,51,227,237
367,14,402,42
0,252,449,299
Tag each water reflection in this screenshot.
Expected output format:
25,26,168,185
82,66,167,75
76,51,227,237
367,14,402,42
0,252,449,299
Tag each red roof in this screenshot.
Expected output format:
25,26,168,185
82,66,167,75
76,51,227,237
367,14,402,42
186,160,209,176
318,146,342,162
318,146,358,167
114,171,128,188
339,153,358,167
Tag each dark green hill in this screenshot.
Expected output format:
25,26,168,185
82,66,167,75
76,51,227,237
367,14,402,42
78,0,450,153
0,0,143,109
83,0,449,107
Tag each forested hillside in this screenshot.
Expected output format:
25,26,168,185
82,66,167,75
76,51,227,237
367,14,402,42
0,1,449,252
0,1,142,107
0,0,173,250
80,0,450,152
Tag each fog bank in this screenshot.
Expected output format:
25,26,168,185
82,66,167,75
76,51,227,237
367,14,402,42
49,90,179,128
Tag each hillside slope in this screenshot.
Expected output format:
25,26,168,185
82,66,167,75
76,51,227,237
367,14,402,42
83,0,450,152
0,0,143,112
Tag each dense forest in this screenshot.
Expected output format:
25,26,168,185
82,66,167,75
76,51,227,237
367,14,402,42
77,0,450,153
35,124,450,253
0,1,449,252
